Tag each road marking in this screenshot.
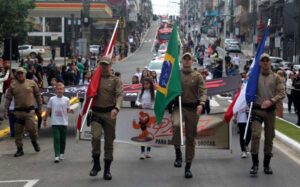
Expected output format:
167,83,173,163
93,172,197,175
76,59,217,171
0,179,39,187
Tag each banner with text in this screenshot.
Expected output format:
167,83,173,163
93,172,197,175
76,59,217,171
80,109,230,149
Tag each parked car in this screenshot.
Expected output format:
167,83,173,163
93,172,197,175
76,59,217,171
207,29,216,37
225,43,241,52
89,45,100,55
269,56,283,70
18,45,45,58
224,38,235,47
293,64,300,71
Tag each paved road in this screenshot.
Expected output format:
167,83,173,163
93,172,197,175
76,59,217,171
1,22,300,187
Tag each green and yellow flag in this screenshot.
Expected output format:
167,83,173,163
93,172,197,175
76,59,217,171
154,23,182,124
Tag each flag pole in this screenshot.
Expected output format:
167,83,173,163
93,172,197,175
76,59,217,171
243,102,253,140
105,20,119,57
179,96,184,145
243,18,271,140
79,20,119,133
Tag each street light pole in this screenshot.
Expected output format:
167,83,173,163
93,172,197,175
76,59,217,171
224,0,228,43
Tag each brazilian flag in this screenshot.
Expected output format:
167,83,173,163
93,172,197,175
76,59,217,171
154,23,182,124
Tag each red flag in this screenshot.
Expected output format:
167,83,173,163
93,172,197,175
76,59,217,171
224,89,241,124
76,21,119,132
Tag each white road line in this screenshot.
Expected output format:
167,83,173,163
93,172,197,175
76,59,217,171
0,179,39,187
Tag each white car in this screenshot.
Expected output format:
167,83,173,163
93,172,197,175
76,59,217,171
225,39,241,52
270,56,283,70
147,59,164,78
293,64,300,71
89,45,100,55
18,45,45,58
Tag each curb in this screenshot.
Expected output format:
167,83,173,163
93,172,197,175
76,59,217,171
275,129,300,154
274,117,300,154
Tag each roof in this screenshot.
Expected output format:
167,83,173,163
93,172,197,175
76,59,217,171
29,2,112,18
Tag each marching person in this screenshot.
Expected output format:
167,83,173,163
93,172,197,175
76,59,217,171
170,52,207,178
4,67,43,157
249,53,285,175
135,77,156,159
43,83,74,163
89,56,123,180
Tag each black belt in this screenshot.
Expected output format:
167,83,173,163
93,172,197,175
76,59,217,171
92,106,115,113
182,102,198,109
14,106,35,112
253,104,276,112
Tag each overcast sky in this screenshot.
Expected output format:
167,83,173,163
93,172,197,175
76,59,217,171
151,0,180,16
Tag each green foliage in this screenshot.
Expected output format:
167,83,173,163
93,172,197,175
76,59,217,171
276,118,300,143
0,0,35,43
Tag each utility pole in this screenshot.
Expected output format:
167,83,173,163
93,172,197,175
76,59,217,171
70,14,76,58
82,0,90,58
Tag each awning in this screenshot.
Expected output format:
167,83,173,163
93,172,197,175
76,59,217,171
29,2,112,18
93,19,119,29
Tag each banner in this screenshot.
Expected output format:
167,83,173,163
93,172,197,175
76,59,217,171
80,109,230,149
41,75,241,101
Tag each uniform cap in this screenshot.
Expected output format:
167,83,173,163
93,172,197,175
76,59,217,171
99,56,111,64
260,53,270,61
182,52,193,59
16,67,26,73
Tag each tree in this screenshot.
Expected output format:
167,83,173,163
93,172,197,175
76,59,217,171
0,0,35,43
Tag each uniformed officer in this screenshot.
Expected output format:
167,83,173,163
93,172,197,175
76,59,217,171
4,67,42,157
171,52,207,178
249,53,285,175
89,56,123,180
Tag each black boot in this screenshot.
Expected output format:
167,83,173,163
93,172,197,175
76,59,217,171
263,155,273,175
89,154,101,176
103,159,112,180
249,154,259,175
174,147,182,168
14,147,24,157
31,141,40,152
184,162,193,179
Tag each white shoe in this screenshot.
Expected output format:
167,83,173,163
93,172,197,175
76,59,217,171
241,152,247,158
54,157,60,163
140,153,145,160
245,146,250,154
145,152,151,158
59,154,64,160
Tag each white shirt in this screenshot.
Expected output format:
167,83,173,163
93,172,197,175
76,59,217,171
232,56,240,66
135,72,142,81
286,78,294,95
135,90,154,109
236,109,248,123
47,96,70,126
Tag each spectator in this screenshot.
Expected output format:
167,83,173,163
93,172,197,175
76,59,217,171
46,59,57,86
213,59,223,78
51,46,56,60
232,53,240,66
0,62,10,104
150,71,158,84
82,71,91,86
276,70,286,118
292,70,300,126
134,67,142,81
130,75,139,108
286,72,295,113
